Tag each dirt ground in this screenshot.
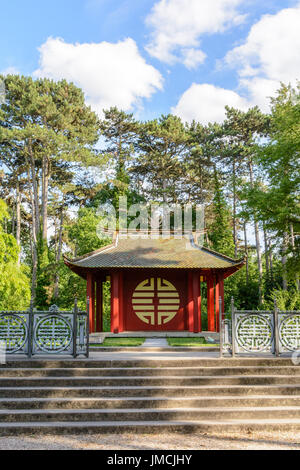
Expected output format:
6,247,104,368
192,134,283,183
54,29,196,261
0,430,299,450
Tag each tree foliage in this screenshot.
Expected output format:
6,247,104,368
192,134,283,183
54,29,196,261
0,199,30,309
0,75,299,315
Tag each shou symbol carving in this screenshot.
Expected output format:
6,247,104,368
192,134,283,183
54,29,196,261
33,314,73,353
0,314,28,353
0,304,88,357
132,277,180,326
221,307,300,357
279,314,300,351
235,314,273,353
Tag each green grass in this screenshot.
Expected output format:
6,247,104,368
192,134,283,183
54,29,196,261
167,337,219,347
91,337,145,347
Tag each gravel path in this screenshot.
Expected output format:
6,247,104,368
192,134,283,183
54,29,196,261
0,431,300,450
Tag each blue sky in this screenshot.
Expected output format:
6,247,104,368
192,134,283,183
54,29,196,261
1,0,299,123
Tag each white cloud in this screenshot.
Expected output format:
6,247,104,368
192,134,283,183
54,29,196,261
145,0,245,67
1,66,20,75
225,3,300,109
239,77,280,112
34,37,163,116
173,3,300,124
182,48,206,70
172,83,250,124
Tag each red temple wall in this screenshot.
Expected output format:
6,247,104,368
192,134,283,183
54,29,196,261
123,270,187,331
87,268,224,333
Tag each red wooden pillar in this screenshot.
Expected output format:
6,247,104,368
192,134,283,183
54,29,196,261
111,271,120,334
198,275,202,332
91,277,95,332
187,272,194,332
192,272,201,333
219,274,225,320
207,276,215,332
87,272,95,333
183,301,189,331
95,279,103,333
215,275,220,332
119,271,124,333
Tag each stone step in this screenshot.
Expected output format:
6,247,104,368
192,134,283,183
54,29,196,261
1,406,300,423
1,357,300,436
2,395,300,409
1,366,300,377
2,419,300,435
1,384,300,398
1,375,300,387
89,347,220,352
4,358,296,368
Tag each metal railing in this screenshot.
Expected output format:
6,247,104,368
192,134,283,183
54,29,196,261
0,299,89,358
220,298,300,357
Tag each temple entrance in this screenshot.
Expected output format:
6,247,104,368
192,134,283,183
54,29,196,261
65,233,244,334
124,274,186,331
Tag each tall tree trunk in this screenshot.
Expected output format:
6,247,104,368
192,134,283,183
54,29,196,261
16,179,21,265
28,141,40,235
248,158,263,304
269,240,274,283
27,166,38,305
41,155,49,241
54,210,64,300
162,178,168,204
254,221,263,302
31,237,38,306
12,201,16,237
282,232,288,290
232,158,238,258
263,224,270,278
290,224,299,291
243,221,249,284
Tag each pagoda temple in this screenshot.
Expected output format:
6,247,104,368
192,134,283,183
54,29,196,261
64,233,245,334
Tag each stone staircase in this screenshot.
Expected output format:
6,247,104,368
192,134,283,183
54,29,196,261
1,357,300,435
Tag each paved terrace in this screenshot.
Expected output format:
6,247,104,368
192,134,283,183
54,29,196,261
6,350,220,362
5,350,295,362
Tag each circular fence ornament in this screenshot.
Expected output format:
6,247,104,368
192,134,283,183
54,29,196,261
34,314,73,353
279,315,300,352
0,314,28,353
236,314,273,353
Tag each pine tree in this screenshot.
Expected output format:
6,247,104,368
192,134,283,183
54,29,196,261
243,84,300,289
132,114,190,204
0,75,101,305
208,169,235,257
223,106,269,303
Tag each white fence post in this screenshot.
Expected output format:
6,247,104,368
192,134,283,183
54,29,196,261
231,297,236,357
0,341,6,364
274,298,280,357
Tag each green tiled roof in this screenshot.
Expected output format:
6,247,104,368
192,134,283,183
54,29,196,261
65,234,245,270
